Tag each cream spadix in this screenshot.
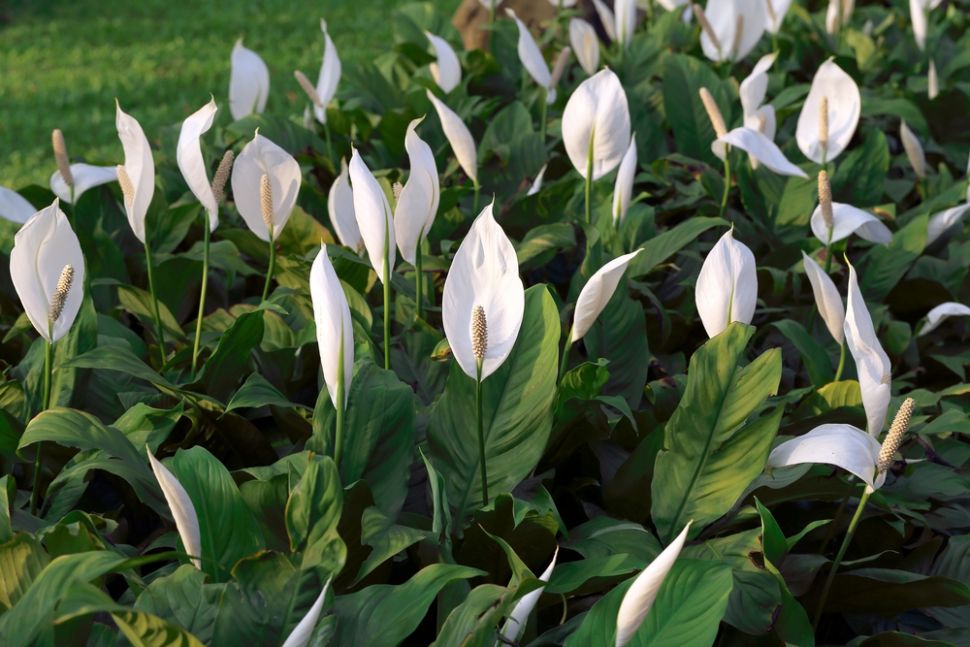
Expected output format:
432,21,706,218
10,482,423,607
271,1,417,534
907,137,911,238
570,18,600,76
426,90,478,185
614,522,692,647
176,98,220,230
281,579,331,647
116,102,155,244
328,159,363,253
349,148,396,282
395,118,440,266
498,548,559,644
572,250,642,342
50,163,117,204
562,68,631,181
310,246,354,408
844,259,891,436
442,202,524,381
797,60,860,164
314,20,341,124
229,39,269,121
919,302,970,337
426,32,461,94
10,200,85,343
231,132,302,241
0,186,35,224
146,449,202,569
695,230,758,338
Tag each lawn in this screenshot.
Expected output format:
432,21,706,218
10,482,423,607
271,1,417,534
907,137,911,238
0,0,459,189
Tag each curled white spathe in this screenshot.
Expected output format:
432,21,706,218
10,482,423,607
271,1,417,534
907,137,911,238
767,424,885,490
328,159,363,253
613,135,638,225
796,60,861,164
315,20,341,124
715,128,807,178
231,132,302,242
699,0,767,63
442,202,525,381
570,18,600,76
310,246,354,409
146,449,202,569
562,68,631,181
919,302,970,337
498,548,559,644
592,0,617,41
507,10,554,102
426,90,478,184
50,164,117,204
765,0,794,33
395,118,440,266
900,120,926,180
801,252,845,344
926,203,970,246
349,148,396,283
844,259,891,436
176,98,220,231
10,200,86,343
614,0,638,47
739,53,777,126
426,32,461,94
810,203,892,246
572,250,643,343
695,229,758,338
116,102,156,244
528,164,548,197
614,522,692,647
0,186,36,225
229,38,269,121
281,579,332,647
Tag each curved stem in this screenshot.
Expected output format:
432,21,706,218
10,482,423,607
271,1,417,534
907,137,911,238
262,229,276,302
718,154,732,221
383,265,391,370
144,241,167,367
833,341,846,382
191,216,211,374
415,243,424,321
813,485,872,630
476,361,488,507
31,338,54,515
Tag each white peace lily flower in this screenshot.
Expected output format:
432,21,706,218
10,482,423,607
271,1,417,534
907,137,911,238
844,259,891,436
802,252,845,344
498,548,559,644
796,59,861,164
507,10,555,103
695,229,758,338
900,121,927,180
146,450,202,569
926,203,970,245
442,202,525,381
310,246,354,408
229,38,269,121
426,32,461,94
764,0,794,33
176,99,220,230
426,90,478,184
613,135,638,225
328,159,363,252
572,250,643,342
810,202,892,246
50,164,117,204
740,53,777,126
0,186,35,224
767,423,886,490
825,0,855,34
698,0,767,63
115,103,156,244
919,302,970,337
592,0,617,40
281,579,332,647
716,128,808,177
231,132,302,241
314,20,342,124
562,68,632,181
570,18,600,76
614,522,692,647
349,148,396,282
615,0,638,47
395,118,440,266
528,164,548,197
10,200,86,343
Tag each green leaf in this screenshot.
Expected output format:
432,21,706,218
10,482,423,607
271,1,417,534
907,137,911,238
516,223,577,270
331,563,484,647
772,319,835,386
663,54,732,165
831,129,889,206
285,456,343,552
199,310,264,402
135,565,222,644
651,323,783,541
111,610,205,647
225,372,294,414
0,534,49,611
629,217,726,277
428,285,560,521
583,291,650,408
861,214,928,301
167,447,263,580
353,507,429,585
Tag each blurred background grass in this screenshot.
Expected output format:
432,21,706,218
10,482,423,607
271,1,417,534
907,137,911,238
0,0,460,189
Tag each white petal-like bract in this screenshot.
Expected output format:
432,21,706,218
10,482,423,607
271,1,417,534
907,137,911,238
426,32,461,94
570,18,600,76
499,548,559,644
592,0,617,41
919,302,970,337
614,0,638,47
900,120,926,180
699,0,767,63
50,164,117,204
231,132,302,241
310,246,354,408
926,203,970,245
229,39,270,121
507,10,552,93
572,250,642,342
562,69,631,181
350,148,396,282
315,20,341,123
810,203,892,246
328,159,363,252
426,90,478,184
176,98,220,230
695,230,758,338
116,103,156,244
739,53,777,122
802,252,845,344
0,186,35,224
716,128,808,178
767,424,884,489
395,118,440,266
796,60,861,164
613,135,638,225
764,0,794,33
281,580,331,647
146,450,203,569
844,260,892,436
528,164,548,197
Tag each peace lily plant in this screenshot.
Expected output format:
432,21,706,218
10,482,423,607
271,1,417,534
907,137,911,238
229,39,269,120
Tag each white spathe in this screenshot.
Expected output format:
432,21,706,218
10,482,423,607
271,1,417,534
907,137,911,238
767,424,886,490
796,60,861,164
764,0,794,33
442,202,525,381
844,260,892,436
349,148,396,282
395,118,440,266
802,252,845,344
572,250,643,342
51,164,118,204
810,203,892,246
310,246,354,408
613,135,638,225
716,128,808,178
329,159,363,253
231,132,302,241
0,187,35,224
919,302,970,337
570,18,600,76
426,32,461,94
498,548,559,644
562,68,631,181
426,90,478,184
926,203,970,246
507,10,555,103
229,39,269,121
146,450,203,569
314,20,342,124
699,0,767,63
695,229,758,338
281,580,331,647
176,98,220,230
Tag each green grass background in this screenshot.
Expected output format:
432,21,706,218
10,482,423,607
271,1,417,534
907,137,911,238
0,0,460,190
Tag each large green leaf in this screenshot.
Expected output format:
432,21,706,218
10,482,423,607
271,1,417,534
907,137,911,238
0,534,49,611
428,285,560,521
651,324,783,541
135,565,222,644
284,455,346,574
199,310,264,402
111,610,205,647
662,54,732,165
629,217,727,277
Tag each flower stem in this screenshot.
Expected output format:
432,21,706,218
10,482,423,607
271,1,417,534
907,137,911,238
539,88,548,139
476,361,488,507
833,341,846,382
334,330,345,470
143,241,167,367
415,243,424,321
191,216,211,374
559,328,573,381
383,264,391,370
472,179,481,214
812,485,872,630
262,229,276,302
31,338,54,515
718,154,732,221
323,120,334,163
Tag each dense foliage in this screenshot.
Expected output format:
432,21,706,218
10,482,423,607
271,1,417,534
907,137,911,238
2,1,970,645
